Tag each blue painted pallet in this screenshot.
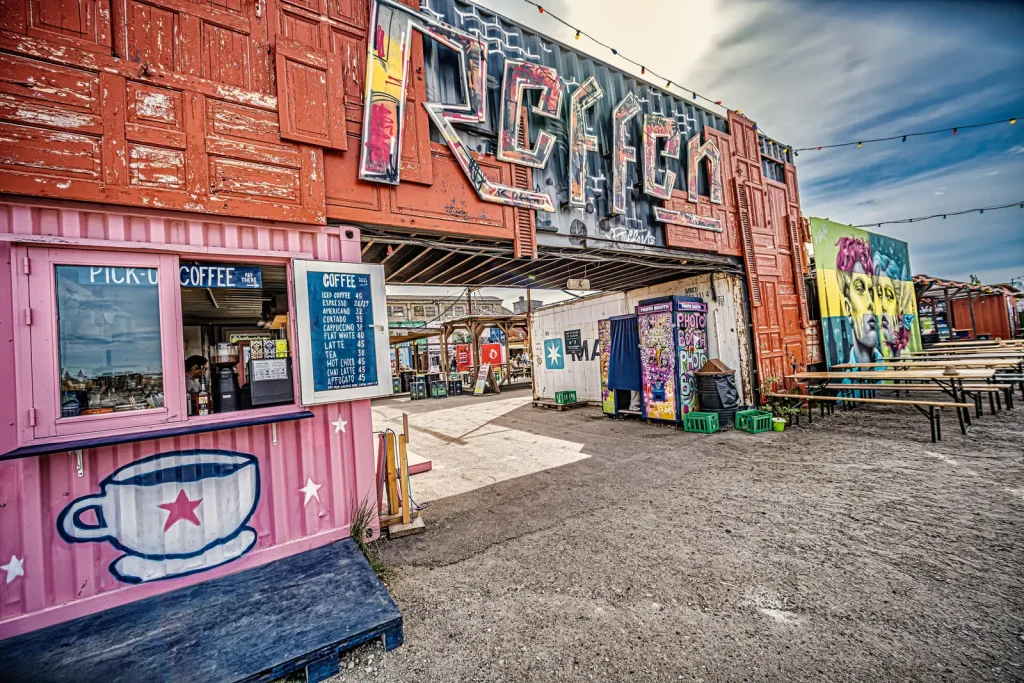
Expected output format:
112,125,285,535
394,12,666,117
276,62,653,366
0,539,402,683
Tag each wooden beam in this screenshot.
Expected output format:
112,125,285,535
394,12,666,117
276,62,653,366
379,244,404,264
967,289,978,339
360,240,375,256
389,248,433,280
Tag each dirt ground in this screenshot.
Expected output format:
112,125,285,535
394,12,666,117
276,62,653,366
313,388,1024,682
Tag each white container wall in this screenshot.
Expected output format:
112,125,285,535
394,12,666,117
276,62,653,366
531,274,753,405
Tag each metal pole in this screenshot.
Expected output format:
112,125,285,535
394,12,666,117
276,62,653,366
944,288,954,340
527,289,536,400
967,290,978,339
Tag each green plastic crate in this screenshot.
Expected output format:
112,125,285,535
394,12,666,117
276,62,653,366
735,409,772,434
554,390,577,405
683,411,719,433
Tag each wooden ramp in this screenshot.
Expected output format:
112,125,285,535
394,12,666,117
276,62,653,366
0,539,402,683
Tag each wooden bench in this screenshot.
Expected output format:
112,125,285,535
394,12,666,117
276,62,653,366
826,382,1013,416
765,392,972,442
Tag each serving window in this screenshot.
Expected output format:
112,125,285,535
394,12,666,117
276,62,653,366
18,248,299,446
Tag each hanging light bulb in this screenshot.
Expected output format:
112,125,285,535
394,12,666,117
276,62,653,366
979,209,984,214
715,100,722,106
575,30,580,40
537,5,544,13
666,80,672,88
952,128,958,135
942,215,947,219
640,66,645,74
736,109,742,115
857,142,863,148
611,48,617,55
692,91,697,100
1010,118,1017,125
902,135,907,142
816,146,822,151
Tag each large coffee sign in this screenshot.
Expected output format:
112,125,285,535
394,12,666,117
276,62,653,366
361,0,724,233
292,261,392,404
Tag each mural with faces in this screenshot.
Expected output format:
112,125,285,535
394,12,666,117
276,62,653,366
811,219,923,370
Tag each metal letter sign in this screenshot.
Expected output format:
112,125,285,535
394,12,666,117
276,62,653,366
361,0,554,212
358,1,727,229
497,60,563,169
610,93,642,216
568,76,604,208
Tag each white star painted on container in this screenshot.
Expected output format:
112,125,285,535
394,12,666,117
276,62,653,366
332,416,347,433
546,342,561,365
299,478,322,506
2,555,24,584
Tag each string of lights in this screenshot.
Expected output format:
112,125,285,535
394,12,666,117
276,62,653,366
524,2,737,114
798,117,1019,152
851,200,1024,228
516,2,1020,160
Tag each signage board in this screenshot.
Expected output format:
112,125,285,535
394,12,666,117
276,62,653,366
292,260,391,404
480,343,502,365
473,364,491,395
564,329,582,355
180,263,262,289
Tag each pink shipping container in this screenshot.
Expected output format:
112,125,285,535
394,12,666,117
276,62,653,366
0,199,379,639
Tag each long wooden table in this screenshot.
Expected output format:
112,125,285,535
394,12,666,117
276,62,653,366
833,358,1022,371
787,369,997,433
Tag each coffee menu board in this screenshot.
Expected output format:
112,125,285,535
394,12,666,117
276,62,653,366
293,261,392,404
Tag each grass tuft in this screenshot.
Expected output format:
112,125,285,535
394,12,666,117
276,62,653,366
351,497,396,585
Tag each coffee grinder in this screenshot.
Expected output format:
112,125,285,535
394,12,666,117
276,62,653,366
209,343,240,413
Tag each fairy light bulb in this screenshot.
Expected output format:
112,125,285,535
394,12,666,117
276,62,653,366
666,80,672,88
640,66,645,74
575,30,580,40
1010,118,1016,125
857,142,863,148
538,5,544,13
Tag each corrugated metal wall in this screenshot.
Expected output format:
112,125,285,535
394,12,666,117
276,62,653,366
530,274,752,405
0,200,374,637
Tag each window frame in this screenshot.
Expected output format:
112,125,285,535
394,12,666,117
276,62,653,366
26,248,185,439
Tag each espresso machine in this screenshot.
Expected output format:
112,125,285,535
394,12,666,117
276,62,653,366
209,343,240,413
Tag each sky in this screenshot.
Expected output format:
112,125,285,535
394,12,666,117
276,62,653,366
389,0,1024,309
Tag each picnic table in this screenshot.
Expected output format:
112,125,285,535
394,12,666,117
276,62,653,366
833,358,1022,371
787,368,996,433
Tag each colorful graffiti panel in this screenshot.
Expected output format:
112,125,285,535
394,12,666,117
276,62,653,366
811,218,923,368
676,301,708,415
638,308,677,421
598,319,614,414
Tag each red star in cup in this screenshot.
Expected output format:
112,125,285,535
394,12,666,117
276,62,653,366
158,490,203,531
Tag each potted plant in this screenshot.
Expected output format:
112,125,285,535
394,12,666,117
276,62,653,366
761,376,801,430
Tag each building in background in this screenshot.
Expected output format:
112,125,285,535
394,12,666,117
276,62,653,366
513,296,545,314
386,294,512,326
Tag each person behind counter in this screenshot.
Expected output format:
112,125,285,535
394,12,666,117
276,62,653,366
185,355,209,394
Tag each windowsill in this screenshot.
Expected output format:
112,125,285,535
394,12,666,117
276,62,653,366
1,407,315,460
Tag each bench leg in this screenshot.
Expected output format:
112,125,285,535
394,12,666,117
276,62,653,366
936,410,942,441
989,391,996,415
956,403,967,435
929,406,936,443
974,394,982,419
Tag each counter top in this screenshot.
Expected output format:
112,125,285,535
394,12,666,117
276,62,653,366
0,410,315,460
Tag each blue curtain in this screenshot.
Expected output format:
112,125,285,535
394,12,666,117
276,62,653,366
607,315,640,391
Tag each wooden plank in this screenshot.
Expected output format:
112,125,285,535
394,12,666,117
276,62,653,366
384,432,399,518
0,539,403,682
766,392,970,409
398,434,410,526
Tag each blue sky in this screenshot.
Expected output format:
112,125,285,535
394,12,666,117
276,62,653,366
392,0,1024,307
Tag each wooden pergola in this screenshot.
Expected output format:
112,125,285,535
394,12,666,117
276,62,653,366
913,275,1013,341
388,328,442,373
437,313,530,385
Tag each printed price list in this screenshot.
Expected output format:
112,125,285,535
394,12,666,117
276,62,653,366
308,272,378,392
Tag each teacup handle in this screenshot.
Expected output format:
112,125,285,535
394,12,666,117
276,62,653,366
58,494,110,542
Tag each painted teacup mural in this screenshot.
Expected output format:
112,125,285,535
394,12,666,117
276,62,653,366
57,450,261,584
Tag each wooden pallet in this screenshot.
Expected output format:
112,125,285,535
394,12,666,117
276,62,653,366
0,539,402,683
533,399,589,411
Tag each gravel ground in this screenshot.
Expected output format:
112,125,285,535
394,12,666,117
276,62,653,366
291,392,1024,682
